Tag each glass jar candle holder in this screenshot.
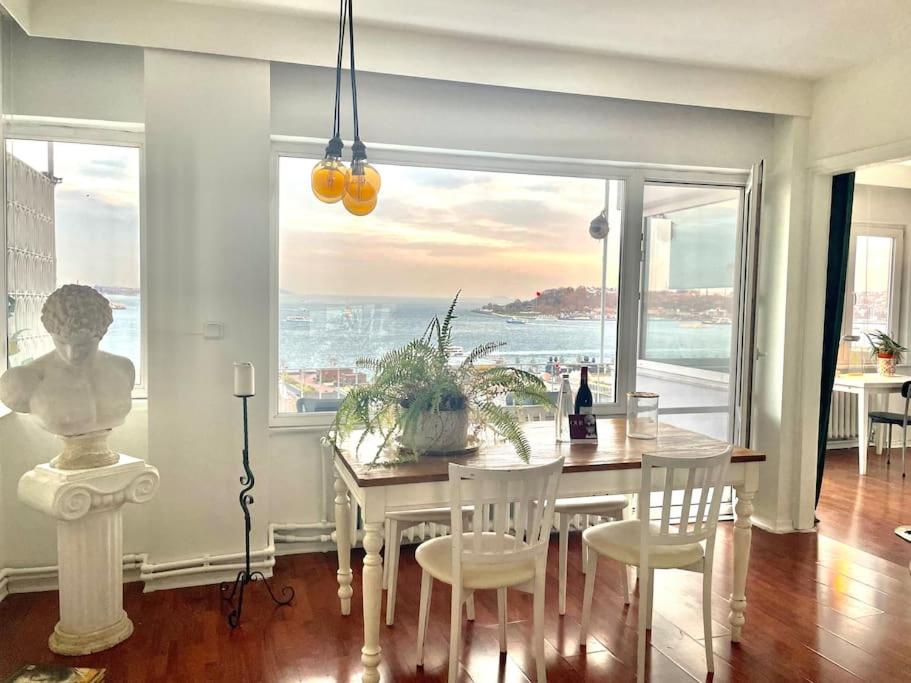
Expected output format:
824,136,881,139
627,391,659,439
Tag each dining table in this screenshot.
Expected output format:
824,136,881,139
332,417,766,683
832,372,911,474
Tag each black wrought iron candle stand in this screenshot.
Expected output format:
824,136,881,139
220,395,294,628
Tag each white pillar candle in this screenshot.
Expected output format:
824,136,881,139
234,362,255,397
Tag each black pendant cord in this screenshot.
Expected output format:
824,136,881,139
347,0,360,144
219,396,294,629
331,0,348,141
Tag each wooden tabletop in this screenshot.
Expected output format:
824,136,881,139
335,418,765,487
833,372,911,388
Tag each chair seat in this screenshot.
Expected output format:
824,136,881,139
415,533,536,590
555,494,628,515
869,411,907,426
583,519,704,570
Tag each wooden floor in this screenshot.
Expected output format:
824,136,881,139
1,446,909,682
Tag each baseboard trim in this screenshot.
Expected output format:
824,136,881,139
0,522,335,602
751,514,799,534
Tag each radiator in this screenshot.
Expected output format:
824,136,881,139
828,391,858,441
346,499,615,547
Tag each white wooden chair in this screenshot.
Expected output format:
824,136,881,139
383,507,471,626
415,458,564,683
512,408,630,613
553,495,629,614
580,447,732,681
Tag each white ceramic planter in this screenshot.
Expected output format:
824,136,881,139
877,354,897,376
401,408,469,454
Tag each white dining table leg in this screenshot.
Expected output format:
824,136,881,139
334,474,353,616
361,521,385,683
857,389,869,476
729,479,756,643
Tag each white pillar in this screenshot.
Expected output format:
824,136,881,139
18,455,160,655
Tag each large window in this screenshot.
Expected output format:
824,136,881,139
837,224,904,369
274,148,751,439
5,139,143,384
277,155,623,415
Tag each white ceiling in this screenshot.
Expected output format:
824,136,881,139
182,0,911,79
855,162,911,189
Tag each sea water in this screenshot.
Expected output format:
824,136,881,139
101,293,733,377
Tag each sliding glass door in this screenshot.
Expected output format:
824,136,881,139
636,182,745,440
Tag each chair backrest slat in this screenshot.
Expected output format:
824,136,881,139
660,468,674,534
692,466,710,536
449,458,564,572
678,468,696,535
640,447,732,549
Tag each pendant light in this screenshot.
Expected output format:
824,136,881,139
311,0,350,204
311,0,381,216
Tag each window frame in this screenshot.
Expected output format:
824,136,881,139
842,222,905,345
636,181,747,441
269,137,748,429
3,118,148,398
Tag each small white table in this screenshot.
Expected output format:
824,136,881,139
832,373,911,475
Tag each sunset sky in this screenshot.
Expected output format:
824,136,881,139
279,157,622,302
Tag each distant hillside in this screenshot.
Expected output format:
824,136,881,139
480,286,733,321
481,287,617,318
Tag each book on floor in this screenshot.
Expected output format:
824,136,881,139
2,665,105,683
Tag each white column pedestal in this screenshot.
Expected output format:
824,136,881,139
18,454,160,655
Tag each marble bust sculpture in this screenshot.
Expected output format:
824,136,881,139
0,284,134,469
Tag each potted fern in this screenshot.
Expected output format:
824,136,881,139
865,330,906,376
328,293,552,463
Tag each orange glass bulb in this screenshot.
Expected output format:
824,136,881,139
311,158,349,203
343,191,377,216
345,162,381,203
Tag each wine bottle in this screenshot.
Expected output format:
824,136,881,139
575,366,593,414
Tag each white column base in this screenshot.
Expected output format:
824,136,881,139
50,612,134,655
18,454,160,656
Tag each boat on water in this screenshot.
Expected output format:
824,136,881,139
506,317,527,325
109,302,126,310
284,313,312,328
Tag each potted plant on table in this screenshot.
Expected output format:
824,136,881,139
328,293,553,464
865,330,906,376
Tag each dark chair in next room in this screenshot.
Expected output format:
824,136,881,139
868,380,911,477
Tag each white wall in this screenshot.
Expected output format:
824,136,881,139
16,0,811,117
271,62,774,170
143,49,272,568
855,164,911,190
751,116,811,530
786,52,911,528
810,46,911,165
0,28,790,583
0,407,149,568
3,22,142,123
